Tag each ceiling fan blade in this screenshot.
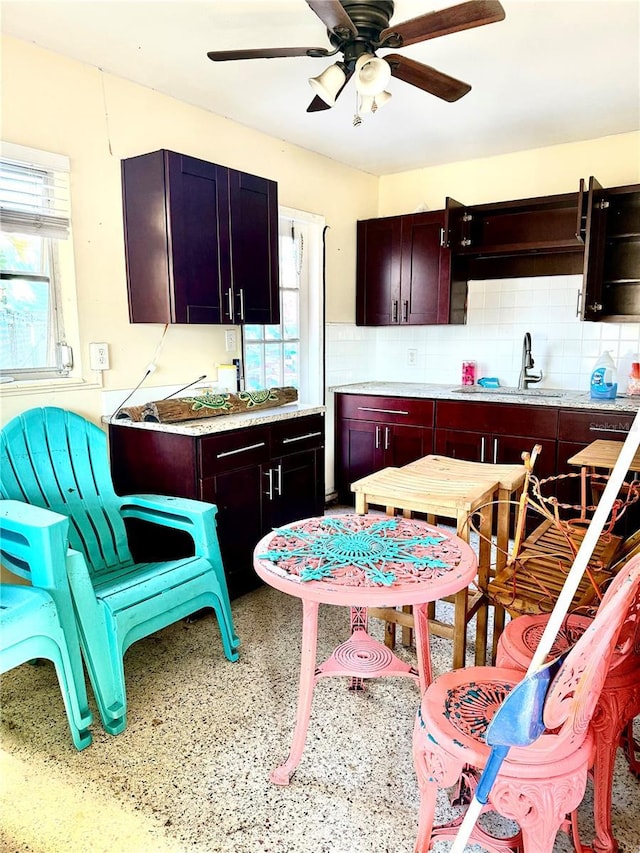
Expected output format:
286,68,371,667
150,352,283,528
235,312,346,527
305,0,358,37
306,67,354,112
380,0,505,48
207,46,328,61
386,54,471,102
307,95,332,113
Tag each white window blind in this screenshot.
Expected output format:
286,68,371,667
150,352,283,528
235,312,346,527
0,143,70,239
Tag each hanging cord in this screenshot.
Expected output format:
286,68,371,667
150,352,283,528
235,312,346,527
110,324,169,418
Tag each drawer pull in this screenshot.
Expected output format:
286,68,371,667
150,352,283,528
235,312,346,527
589,425,630,435
281,431,322,444
216,441,266,459
357,407,410,416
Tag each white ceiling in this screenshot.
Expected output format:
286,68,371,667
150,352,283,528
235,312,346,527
2,0,639,175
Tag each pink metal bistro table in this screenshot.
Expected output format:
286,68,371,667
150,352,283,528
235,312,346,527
253,513,477,785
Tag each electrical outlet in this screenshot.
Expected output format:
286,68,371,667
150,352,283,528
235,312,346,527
407,348,418,366
225,329,237,352
89,342,110,370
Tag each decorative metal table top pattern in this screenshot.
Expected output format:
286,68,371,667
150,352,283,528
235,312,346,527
256,514,467,590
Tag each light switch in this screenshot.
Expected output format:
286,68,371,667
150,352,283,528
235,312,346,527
225,329,238,352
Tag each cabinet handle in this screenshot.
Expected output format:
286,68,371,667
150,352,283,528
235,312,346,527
480,436,486,462
227,289,234,322
275,463,282,496
282,431,322,444
264,468,273,500
392,300,399,323
384,426,390,450
403,300,409,323
589,425,630,435
216,441,266,459
493,437,498,464
576,291,583,317
238,288,245,321
357,407,409,416
375,425,381,449
439,226,446,248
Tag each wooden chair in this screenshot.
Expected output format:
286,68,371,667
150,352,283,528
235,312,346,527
0,500,93,750
486,459,631,630
351,465,499,667
413,554,640,853
0,407,240,735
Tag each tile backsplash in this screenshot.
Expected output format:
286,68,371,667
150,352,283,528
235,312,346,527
326,276,640,394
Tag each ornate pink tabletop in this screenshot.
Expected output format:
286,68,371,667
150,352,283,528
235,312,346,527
253,513,477,785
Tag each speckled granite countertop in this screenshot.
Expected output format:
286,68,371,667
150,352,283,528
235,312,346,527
103,402,325,436
329,382,640,413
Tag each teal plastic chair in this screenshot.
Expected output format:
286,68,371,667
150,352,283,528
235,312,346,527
0,407,240,735
0,500,93,749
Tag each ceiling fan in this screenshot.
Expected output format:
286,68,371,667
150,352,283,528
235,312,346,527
207,0,506,115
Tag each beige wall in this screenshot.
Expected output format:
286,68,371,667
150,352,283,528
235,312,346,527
378,132,640,216
0,36,378,424
2,34,639,428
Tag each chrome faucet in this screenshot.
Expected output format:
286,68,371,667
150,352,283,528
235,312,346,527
518,332,543,390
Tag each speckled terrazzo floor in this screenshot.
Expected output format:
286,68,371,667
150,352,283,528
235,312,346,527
2,581,639,851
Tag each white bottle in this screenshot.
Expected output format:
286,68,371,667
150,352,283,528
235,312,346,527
590,351,618,400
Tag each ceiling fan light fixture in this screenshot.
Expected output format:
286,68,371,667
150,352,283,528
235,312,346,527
355,53,391,96
308,62,346,106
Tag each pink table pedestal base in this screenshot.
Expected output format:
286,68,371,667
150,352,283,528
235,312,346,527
270,601,432,786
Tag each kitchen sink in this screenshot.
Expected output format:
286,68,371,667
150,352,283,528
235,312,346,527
453,386,565,398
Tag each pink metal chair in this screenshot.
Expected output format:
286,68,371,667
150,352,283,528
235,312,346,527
496,584,640,852
413,554,640,853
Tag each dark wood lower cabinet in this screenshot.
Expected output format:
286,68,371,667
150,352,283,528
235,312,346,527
434,400,558,479
335,393,638,531
109,414,325,598
556,408,639,538
335,394,435,502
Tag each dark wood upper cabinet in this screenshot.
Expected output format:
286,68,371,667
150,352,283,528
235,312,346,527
581,182,640,322
227,168,279,324
356,209,463,326
355,215,402,325
121,150,279,325
450,181,590,281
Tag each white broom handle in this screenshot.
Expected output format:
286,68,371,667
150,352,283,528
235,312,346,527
527,409,640,675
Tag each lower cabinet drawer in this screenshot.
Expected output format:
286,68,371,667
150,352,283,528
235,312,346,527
270,414,325,455
337,394,434,426
436,400,558,439
199,427,270,476
558,409,637,443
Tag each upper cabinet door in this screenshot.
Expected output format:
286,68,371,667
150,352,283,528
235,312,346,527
166,153,227,324
580,176,607,320
227,169,280,325
122,150,279,325
122,150,225,324
400,211,450,325
356,216,403,325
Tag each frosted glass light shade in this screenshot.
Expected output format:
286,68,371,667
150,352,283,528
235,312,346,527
309,63,346,106
355,54,391,96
